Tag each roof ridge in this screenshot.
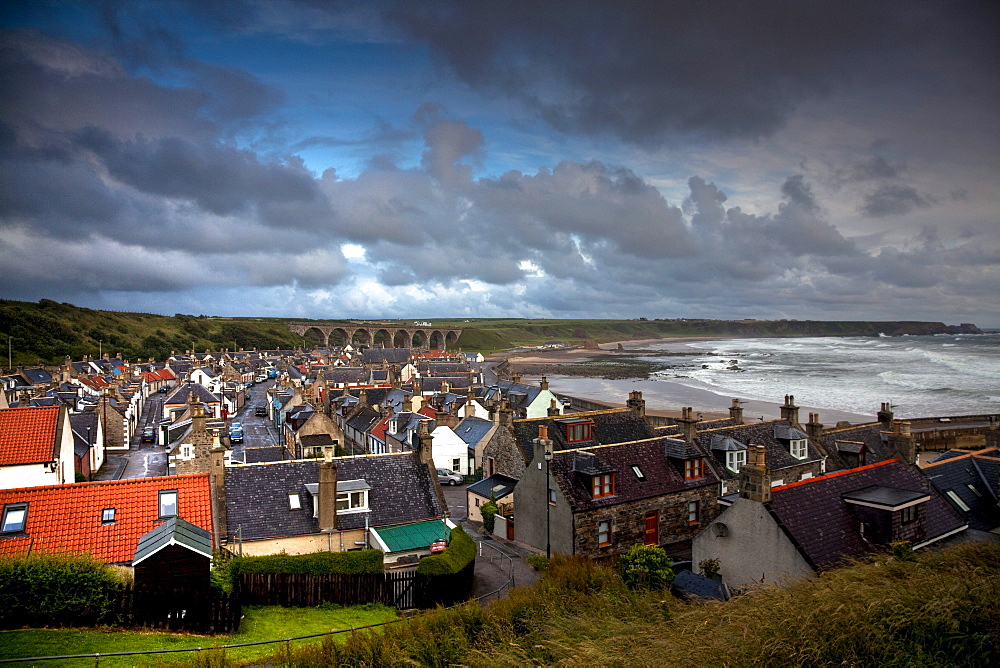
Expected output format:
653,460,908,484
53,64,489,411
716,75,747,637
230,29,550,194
823,422,882,435
555,435,669,454
0,472,210,494
514,407,630,422
772,457,901,492
921,452,973,469
698,418,784,434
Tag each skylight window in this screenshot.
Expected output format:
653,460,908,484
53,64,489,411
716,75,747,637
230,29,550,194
159,490,178,518
631,465,646,481
1,504,27,533
101,508,116,524
289,493,301,510
945,490,970,512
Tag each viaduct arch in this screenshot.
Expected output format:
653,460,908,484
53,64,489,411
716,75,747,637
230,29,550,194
287,321,463,350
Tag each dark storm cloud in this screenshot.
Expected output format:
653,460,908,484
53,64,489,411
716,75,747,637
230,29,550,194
862,185,938,217
380,1,999,145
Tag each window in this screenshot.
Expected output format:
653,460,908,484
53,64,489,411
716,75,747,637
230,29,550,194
726,450,746,473
475,498,480,507
631,465,646,481
591,474,616,498
181,444,193,459
159,490,178,518
548,488,557,505
598,520,610,547
1,504,27,533
101,508,116,524
684,458,703,480
790,439,808,459
945,490,970,512
288,493,301,510
452,458,461,471
900,505,918,524
564,420,593,442
687,501,700,525
337,490,368,512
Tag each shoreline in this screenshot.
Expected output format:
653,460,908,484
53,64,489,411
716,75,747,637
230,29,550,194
493,336,875,425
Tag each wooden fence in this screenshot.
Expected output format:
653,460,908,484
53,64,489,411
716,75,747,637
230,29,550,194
239,566,475,610
131,584,242,633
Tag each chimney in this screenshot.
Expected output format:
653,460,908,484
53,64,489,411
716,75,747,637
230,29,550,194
358,388,368,407
190,392,206,434
539,376,549,391
534,424,553,461
877,402,894,429
318,450,338,532
780,395,800,426
888,420,916,465
403,391,413,413
496,398,514,429
512,372,521,384
548,399,561,417
442,381,450,394
676,406,699,443
464,387,475,418
627,391,646,418
729,398,744,424
739,445,771,502
416,419,434,465
210,435,228,547
806,412,824,442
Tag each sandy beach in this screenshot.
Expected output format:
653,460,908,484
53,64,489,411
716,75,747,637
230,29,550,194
492,337,875,425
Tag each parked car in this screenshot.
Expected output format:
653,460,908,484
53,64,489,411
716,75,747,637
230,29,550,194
140,427,156,444
437,468,463,486
229,427,244,444
255,375,267,383
255,405,268,416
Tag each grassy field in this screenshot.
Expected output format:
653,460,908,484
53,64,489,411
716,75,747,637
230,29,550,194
2,297,971,366
0,603,397,666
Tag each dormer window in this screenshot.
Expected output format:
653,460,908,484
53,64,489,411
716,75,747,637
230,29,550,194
338,489,368,512
726,450,746,473
684,458,704,480
790,439,808,459
592,474,615,498
558,418,594,443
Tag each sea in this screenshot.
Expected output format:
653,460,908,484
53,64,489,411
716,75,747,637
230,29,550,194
542,333,1000,423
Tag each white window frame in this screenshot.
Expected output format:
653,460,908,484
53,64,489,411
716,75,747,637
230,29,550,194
726,450,747,473
597,520,610,546
159,490,178,518
790,439,808,459
288,493,301,510
946,490,970,512
101,508,116,524
337,489,369,514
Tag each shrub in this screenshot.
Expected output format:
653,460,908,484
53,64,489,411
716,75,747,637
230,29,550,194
481,498,498,534
416,526,476,576
229,549,384,578
526,554,550,572
616,545,674,591
0,553,129,628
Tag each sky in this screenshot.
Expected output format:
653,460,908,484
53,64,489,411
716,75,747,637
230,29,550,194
1,1,998,326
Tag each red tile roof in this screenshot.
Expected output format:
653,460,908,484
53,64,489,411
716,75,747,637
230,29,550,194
0,474,212,564
0,406,60,466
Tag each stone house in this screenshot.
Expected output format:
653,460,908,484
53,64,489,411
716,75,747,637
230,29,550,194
692,448,967,592
70,411,104,480
514,428,721,560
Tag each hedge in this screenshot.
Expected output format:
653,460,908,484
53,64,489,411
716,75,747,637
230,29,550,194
416,526,476,576
0,553,129,628
229,549,385,577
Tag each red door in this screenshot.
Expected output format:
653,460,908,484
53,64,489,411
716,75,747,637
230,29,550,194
644,511,658,546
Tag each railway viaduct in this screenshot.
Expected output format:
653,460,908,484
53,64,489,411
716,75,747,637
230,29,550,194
287,321,463,350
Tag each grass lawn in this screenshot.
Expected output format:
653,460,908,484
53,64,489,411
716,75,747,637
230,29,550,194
0,603,398,666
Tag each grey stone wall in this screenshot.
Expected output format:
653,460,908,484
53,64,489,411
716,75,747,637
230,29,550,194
481,424,525,479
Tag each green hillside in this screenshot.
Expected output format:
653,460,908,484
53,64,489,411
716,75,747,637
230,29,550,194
0,298,978,368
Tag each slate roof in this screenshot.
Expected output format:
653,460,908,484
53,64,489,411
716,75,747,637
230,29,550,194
21,368,53,386
511,408,656,465
363,348,411,365
0,406,60,466
133,516,213,565
70,412,98,458
454,416,494,447
672,569,729,602
694,419,823,481
164,383,219,406
767,459,966,571
551,437,719,513
467,473,517,500
0,474,213,564
820,423,897,471
224,452,446,541
922,448,1000,531
322,368,369,385
244,445,290,463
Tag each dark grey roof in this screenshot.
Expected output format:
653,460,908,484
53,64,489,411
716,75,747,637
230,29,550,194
773,424,809,440
511,409,656,464
363,348,411,365
21,368,53,385
454,416,494,447
164,383,219,405
695,419,823,481
224,452,446,541
467,474,518,500
244,445,289,463
841,485,929,509
664,438,701,460
571,451,617,475
769,459,966,570
923,448,1000,532
820,423,897,471
672,569,729,602
133,516,213,565
710,435,747,452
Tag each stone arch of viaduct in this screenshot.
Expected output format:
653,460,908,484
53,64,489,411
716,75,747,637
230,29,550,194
287,321,463,350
